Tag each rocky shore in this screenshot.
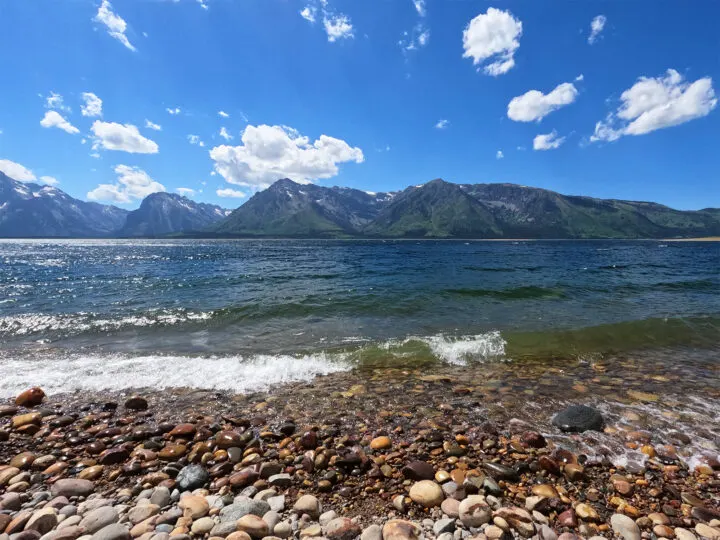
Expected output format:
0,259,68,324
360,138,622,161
0,374,719,540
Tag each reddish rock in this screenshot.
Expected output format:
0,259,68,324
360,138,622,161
521,431,547,448
169,423,196,438
124,396,148,410
99,447,130,465
557,509,578,528
15,388,45,408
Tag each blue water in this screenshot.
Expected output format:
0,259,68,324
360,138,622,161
0,239,719,395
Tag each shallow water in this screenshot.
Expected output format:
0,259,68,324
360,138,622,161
0,238,718,396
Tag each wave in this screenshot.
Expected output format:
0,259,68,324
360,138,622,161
0,352,350,398
445,286,566,300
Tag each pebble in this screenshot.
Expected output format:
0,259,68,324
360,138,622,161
402,461,435,481
292,495,320,519
174,465,208,492
611,513,641,540
190,518,215,535
127,504,160,525
552,405,604,432
675,528,698,540
79,507,119,534
361,525,382,540
695,524,720,539
90,524,131,540
370,437,392,450
299,524,322,538
433,519,455,535
178,496,209,519
273,522,292,539
441,498,460,518
50,480,94,499
458,496,492,528
382,520,422,540
324,517,361,540
408,481,444,508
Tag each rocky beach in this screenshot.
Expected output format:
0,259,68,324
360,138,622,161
1,362,718,540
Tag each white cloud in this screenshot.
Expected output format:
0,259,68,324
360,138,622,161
590,69,717,142
462,8,522,76
218,110,230,118
81,92,103,117
300,6,316,23
507,81,579,122
94,0,136,51
209,124,364,189
588,15,606,45
413,0,426,17
39,175,60,186
188,134,205,147
145,119,162,131
533,130,565,151
575,74,584,82
0,159,36,182
197,0,208,9
435,119,449,129
176,187,196,196
219,127,233,141
87,165,165,203
45,92,70,113
40,111,80,134
216,187,247,198
324,14,353,42
496,150,504,160
91,121,159,154
166,107,181,115
400,24,430,51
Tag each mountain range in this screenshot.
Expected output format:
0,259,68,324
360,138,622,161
1,171,719,239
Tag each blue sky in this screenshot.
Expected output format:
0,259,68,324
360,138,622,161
0,0,718,210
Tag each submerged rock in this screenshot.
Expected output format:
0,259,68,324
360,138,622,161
552,405,604,432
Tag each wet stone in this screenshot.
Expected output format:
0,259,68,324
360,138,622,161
402,461,435,481
552,405,604,433
175,464,209,491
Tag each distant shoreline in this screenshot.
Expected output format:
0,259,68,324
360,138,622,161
1,236,720,241
663,236,720,242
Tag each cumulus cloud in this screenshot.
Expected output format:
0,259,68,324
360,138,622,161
45,92,70,112
81,92,103,117
496,150,504,160
188,134,205,147
463,8,522,76
87,165,165,203
166,107,181,115
94,0,136,51
209,124,364,189
413,0,426,17
219,127,233,141
216,187,247,198
40,111,80,134
588,15,606,45
435,119,449,129
324,14,353,42
590,69,717,142
507,81,579,122
218,111,230,118
533,130,565,151
0,159,36,182
91,121,159,153
300,6,316,23
145,119,162,131
176,187,196,196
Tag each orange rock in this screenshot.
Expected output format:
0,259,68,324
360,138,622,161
15,388,45,407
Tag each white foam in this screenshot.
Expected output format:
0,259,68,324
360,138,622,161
0,352,351,397
421,331,507,365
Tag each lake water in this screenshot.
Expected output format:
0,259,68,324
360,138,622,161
0,239,719,396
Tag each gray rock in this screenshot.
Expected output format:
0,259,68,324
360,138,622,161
227,448,242,463
89,524,130,540
437,534,454,540
174,465,209,492
267,496,285,513
253,490,277,502
59,506,77,517
263,511,281,533
149,489,170,509
153,527,172,535
57,516,82,530
433,519,456,536
324,518,361,540
552,405,604,433
209,522,237,538
150,535,169,540
1,493,23,511
79,507,119,534
25,510,58,536
268,474,292,489
218,499,270,522
51,481,94,499
293,495,320,519
537,525,558,540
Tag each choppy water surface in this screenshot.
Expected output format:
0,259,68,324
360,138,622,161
0,239,718,393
